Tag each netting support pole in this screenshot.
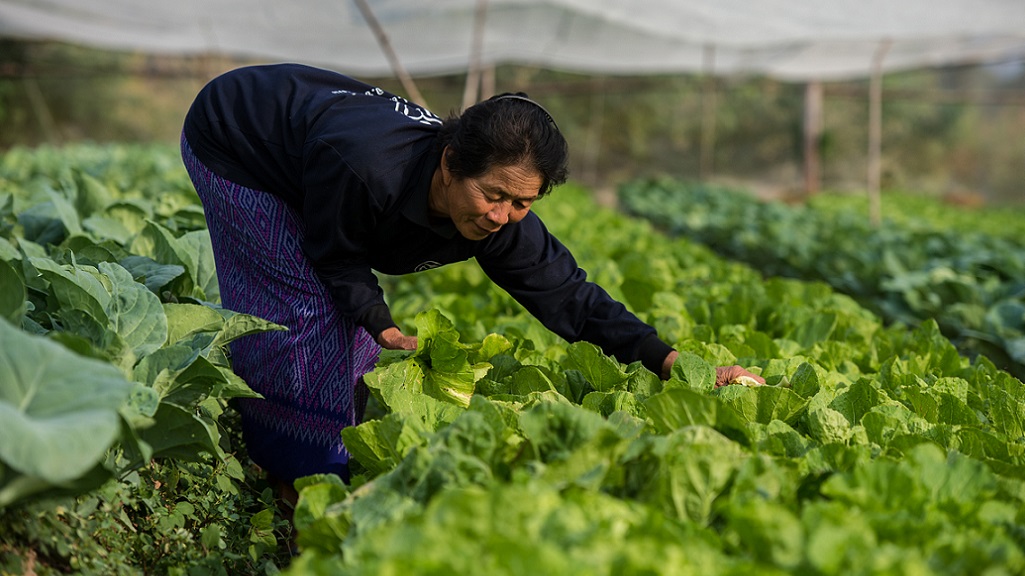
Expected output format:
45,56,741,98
582,77,607,189
352,0,429,108
803,80,823,197
23,76,59,144
700,44,718,181
867,39,891,227
462,0,489,110
480,64,496,101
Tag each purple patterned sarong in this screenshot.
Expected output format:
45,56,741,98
181,134,381,482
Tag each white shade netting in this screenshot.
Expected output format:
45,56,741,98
2,0,1024,81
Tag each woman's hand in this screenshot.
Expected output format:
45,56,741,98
661,351,766,387
376,326,418,350
715,365,765,388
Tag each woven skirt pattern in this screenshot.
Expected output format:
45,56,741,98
181,134,380,481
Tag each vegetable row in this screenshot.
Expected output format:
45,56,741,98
619,178,1025,380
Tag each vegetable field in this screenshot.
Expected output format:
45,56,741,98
2,145,1025,575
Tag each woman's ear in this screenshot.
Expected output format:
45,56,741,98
440,145,454,185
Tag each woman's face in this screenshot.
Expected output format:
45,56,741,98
438,160,543,241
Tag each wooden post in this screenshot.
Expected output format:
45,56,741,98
352,0,429,108
700,44,718,181
461,0,489,110
480,64,496,101
803,80,823,196
867,39,891,227
583,77,607,187
23,76,59,144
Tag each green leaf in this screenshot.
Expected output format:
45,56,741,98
152,347,241,407
421,351,486,409
179,230,219,301
82,215,135,246
1004,336,1025,365
100,261,167,359
58,235,125,266
789,312,837,348
909,444,996,511
129,220,198,296
563,341,629,392
935,392,980,426
412,309,488,408
18,201,65,245
0,259,27,323
860,402,927,447
342,419,399,476
471,333,513,364
581,390,643,419
643,387,748,442
345,413,433,477
74,172,114,218
989,387,1024,440
46,188,83,237
30,257,110,324
713,385,809,426
122,382,161,422
164,302,224,345
790,362,820,398
747,419,811,458
725,499,803,569
806,407,853,445
414,308,456,344
103,201,151,238
957,428,1022,465
133,344,200,387
518,401,607,463
800,501,877,574
131,219,197,271
0,238,19,262
201,524,224,551
137,402,221,461
829,379,884,425
209,311,287,350
0,317,133,505
638,426,745,524
668,351,716,392
510,365,558,396
120,255,185,294
212,366,262,400
293,481,356,551
901,384,940,423
364,361,463,430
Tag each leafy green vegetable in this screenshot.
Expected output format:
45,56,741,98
4,146,1025,575
0,317,134,506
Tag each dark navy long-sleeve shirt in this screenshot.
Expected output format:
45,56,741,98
182,63,672,374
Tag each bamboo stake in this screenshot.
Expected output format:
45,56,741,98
352,0,428,108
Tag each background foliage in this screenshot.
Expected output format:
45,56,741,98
1,41,1023,204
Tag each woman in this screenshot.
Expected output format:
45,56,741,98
181,63,761,491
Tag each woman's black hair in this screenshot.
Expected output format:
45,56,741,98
434,92,569,197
